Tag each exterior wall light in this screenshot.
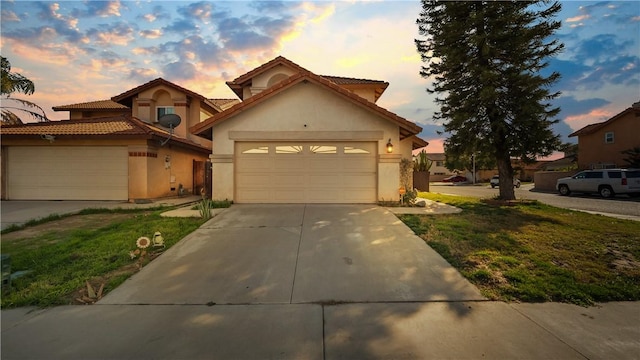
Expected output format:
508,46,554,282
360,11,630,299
386,139,393,153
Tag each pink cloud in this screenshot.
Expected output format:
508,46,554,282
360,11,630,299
564,108,612,131
424,138,445,153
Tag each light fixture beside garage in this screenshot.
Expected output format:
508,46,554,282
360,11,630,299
386,139,393,153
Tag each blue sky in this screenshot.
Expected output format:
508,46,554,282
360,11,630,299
1,1,638,153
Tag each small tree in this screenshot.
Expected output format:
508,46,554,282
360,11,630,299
414,150,433,172
416,1,564,200
621,147,640,168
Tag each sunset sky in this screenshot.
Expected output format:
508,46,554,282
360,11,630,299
1,1,638,153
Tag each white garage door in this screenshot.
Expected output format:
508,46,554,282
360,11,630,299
7,146,128,200
236,142,377,203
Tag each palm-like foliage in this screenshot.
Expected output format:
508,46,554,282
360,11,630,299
1,56,48,125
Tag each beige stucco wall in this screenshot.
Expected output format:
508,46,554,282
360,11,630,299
0,137,207,201
128,142,208,200
534,170,576,192
247,65,298,97
577,112,639,169
210,81,402,202
351,87,376,103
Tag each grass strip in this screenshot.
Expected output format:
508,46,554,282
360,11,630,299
399,193,640,305
1,209,206,308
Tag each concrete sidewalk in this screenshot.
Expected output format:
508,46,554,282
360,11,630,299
2,301,638,359
0,196,200,230
1,204,638,359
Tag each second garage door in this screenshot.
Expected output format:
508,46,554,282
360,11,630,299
6,146,128,200
236,142,377,203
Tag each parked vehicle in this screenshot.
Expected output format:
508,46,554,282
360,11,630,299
442,175,467,183
556,169,640,198
490,175,521,188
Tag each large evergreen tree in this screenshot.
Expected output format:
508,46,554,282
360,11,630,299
416,1,563,199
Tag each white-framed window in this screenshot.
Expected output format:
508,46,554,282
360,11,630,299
604,131,614,144
156,106,175,122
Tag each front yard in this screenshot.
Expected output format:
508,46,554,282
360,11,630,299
2,196,639,308
400,193,640,305
1,208,207,308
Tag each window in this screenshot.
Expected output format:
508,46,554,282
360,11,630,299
344,146,369,154
242,146,269,154
585,171,603,179
627,171,640,178
436,161,444,167
157,106,175,122
276,145,303,154
607,171,622,179
604,132,614,144
310,145,337,154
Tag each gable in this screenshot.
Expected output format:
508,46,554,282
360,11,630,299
192,72,421,140
217,81,395,134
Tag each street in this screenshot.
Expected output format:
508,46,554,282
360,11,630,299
429,183,640,220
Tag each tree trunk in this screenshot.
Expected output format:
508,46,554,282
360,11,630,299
497,156,515,200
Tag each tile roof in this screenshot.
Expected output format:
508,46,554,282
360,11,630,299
321,75,388,86
0,117,140,135
226,56,389,101
322,75,389,102
52,100,130,111
209,98,240,110
111,78,209,103
569,107,639,137
410,135,429,150
0,116,210,153
192,71,422,141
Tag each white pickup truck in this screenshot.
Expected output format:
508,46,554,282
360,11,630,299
490,175,521,188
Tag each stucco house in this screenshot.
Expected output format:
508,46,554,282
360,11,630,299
424,153,456,182
0,78,235,201
569,102,640,170
191,56,427,203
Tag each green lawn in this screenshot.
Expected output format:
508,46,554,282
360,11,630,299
1,208,207,308
399,193,640,305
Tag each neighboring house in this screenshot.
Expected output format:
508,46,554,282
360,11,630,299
425,153,455,182
191,56,427,203
0,78,235,201
569,102,640,170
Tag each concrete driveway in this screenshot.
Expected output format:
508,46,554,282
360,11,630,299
101,204,483,305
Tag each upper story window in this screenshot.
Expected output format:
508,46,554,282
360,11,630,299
157,106,175,122
604,131,614,144
436,161,444,167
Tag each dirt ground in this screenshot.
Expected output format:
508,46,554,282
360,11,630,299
1,213,135,241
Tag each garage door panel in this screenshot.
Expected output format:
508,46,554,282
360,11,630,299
273,175,305,187
240,158,271,171
7,146,128,200
236,142,377,203
274,158,305,171
343,159,376,172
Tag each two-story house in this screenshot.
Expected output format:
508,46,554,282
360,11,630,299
191,56,427,203
1,78,236,201
569,102,640,170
